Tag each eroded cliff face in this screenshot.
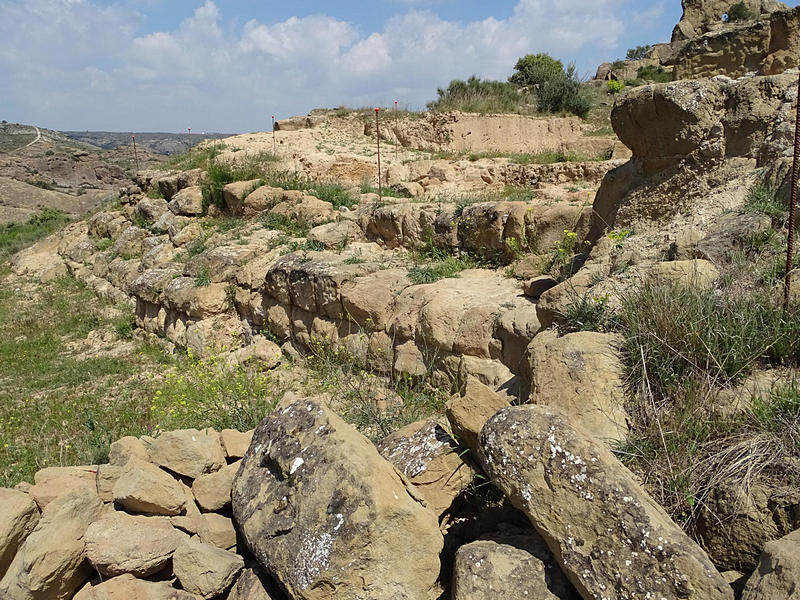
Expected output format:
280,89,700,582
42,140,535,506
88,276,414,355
591,72,798,237
671,0,788,42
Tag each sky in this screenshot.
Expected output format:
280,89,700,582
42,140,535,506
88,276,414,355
0,0,784,132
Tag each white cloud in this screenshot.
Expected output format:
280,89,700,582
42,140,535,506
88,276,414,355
0,0,636,131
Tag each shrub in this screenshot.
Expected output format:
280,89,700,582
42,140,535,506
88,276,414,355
536,65,591,118
560,291,611,332
309,182,358,210
626,45,651,60
607,80,625,94
509,53,565,88
637,65,673,83
260,213,310,238
726,1,752,21
408,255,477,284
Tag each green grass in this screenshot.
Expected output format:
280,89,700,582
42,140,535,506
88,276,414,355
201,151,280,209
611,281,800,528
0,272,284,486
408,255,478,284
308,182,359,209
164,144,226,171
746,183,786,227
0,208,71,262
261,213,311,238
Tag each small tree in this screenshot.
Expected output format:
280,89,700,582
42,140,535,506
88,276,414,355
509,53,565,88
626,45,651,61
726,2,752,21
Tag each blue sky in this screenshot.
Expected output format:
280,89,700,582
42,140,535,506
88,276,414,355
0,0,784,132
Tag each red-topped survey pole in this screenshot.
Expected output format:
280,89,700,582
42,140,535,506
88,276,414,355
375,108,382,202
784,71,800,312
394,101,399,161
272,115,276,154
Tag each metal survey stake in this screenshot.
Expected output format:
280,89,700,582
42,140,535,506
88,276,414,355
375,108,382,202
131,135,139,175
784,70,800,312
272,116,276,154
394,101,398,160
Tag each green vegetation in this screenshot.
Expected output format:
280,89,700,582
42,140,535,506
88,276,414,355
145,186,164,199
304,336,449,441
509,53,566,88
408,255,478,284
548,229,589,281
260,213,311,238
428,53,591,118
194,269,211,287
164,144,226,171
746,183,786,226
726,1,753,21
308,182,358,209
201,150,280,210
428,76,526,114
602,280,800,525
626,45,651,60
0,208,71,262
636,65,673,83
607,80,625,94
0,271,286,487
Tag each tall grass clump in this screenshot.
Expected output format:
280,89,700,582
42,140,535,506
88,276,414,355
615,281,800,527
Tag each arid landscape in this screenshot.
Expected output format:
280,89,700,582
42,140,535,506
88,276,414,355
1,1,800,599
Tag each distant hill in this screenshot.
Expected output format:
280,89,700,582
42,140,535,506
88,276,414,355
60,131,234,155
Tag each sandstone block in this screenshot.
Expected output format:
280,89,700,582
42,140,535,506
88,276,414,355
113,457,187,516
0,489,40,580
173,539,243,599
481,405,732,600
232,400,443,600
149,428,226,480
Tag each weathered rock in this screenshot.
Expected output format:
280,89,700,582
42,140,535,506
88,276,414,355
648,259,720,289
224,180,263,215
0,488,104,600
481,405,732,600
198,513,237,550
137,198,170,224
173,539,243,599
0,489,40,580
169,186,204,216
84,511,188,577
696,481,800,572
228,568,284,600
192,461,239,512
29,465,99,509
524,275,558,298
219,429,253,459
74,573,202,600
232,400,443,600
452,534,573,600
377,420,476,516
527,330,629,443
742,529,800,600
112,457,187,516
445,377,511,457
149,428,226,480
95,464,123,503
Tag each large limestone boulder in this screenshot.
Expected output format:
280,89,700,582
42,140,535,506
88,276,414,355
452,533,574,600
232,399,444,600
29,465,99,509
742,528,800,599
0,489,40,580
481,406,732,600
84,512,189,577
148,428,227,480
377,420,476,516
527,330,629,444
0,488,104,600
112,457,187,516
173,539,243,599
648,259,719,289
74,573,202,600
671,0,788,42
